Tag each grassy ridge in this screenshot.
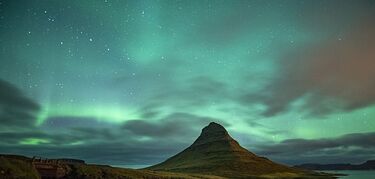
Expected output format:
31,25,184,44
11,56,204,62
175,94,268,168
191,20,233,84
66,164,225,179
0,155,40,179
0,154,224,179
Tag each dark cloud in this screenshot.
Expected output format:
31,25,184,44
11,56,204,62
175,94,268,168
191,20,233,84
0,128,115,147
243,19,375,117
0,123,185,166
41,116,116,129
123,112,227,138
0,111,225,166
123,120,184,137
68,127,117,141
259,132,375,155
137,103,163,119
0,140,184,166
255,132,375,164
0,131,45,145
0,79,40,129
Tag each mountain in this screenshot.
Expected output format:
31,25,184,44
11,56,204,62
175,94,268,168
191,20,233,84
147,122,331,178
295,160,375,170
0,122,337,178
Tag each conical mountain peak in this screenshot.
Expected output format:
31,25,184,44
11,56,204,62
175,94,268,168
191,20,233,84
148,122,300,177
203,122,227,133
191,122,233,147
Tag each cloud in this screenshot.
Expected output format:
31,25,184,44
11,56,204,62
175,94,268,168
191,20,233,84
134,75,231,119
148,76,229,109
0,79,40,129
0,122,185,166
0,140,183,167
0,127,116,147
243,19,375,117
255,132,375,164
123,112,227,138
41,116,116,129
0,111,224,166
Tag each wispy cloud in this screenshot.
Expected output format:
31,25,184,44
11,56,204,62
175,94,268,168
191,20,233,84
243,19,375,117
0,79,40,130
256,132,375,164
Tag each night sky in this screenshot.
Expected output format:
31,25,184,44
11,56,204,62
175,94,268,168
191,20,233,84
1,0,375,168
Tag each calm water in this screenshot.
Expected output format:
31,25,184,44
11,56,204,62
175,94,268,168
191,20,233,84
322,170,375,179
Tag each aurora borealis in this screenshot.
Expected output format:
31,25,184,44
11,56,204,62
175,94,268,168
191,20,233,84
1,0,375,167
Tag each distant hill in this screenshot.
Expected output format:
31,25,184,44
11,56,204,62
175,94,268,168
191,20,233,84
295,160,375,170
147,122,334,178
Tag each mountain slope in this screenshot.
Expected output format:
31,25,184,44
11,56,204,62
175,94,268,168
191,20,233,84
147,122,307,177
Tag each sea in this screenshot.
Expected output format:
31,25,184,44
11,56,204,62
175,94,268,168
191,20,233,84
322,170,375,179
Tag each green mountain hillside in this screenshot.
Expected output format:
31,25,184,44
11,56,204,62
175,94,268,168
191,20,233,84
147,122,332,178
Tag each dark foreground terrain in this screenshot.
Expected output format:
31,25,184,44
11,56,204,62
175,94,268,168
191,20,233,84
0,153,337,179
0,123,339,179
0,154,224,179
